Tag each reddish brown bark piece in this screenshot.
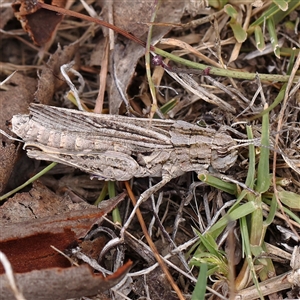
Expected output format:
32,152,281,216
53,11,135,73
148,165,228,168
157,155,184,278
0,191,126,274
0,261,132,300
12,0,67,46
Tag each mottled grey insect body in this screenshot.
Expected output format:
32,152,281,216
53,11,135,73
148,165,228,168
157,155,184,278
11,104,237,181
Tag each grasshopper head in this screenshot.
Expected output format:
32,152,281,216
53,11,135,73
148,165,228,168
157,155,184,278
11,114,31,140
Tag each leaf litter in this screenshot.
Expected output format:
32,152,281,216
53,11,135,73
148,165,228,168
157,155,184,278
0,0,299,299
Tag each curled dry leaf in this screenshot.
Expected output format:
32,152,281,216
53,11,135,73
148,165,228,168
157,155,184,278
0,184,129,298
12,0,67,46
0,184,126,274
0,261,132,300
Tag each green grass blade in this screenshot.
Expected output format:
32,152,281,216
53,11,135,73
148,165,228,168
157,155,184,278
224,4,238,19
208,0,228,9
251,83,286,119
245,126,256,189
272,1,300,24
198,174,237,195
197,232,222,257
249,195,264,246
94,182,108,206
267,17,280,58
254,25,265,52
238,217,264,299
224,4,247,43
108,181,122,225
230,23,247,43
286,47,296,74
208,201,257,238
256,104,270,194
156,97,179,116
263,200,300,224
278,188,300,210
272,0,289,11
249,1,290,31
263,195,277,226
191,263,208,300
0,162,57,201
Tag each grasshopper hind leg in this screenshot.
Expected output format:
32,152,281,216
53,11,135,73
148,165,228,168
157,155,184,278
99,173,173,257
120,173,173,238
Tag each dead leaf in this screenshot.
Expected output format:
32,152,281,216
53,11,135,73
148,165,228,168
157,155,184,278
0,184,126,273
12,0,67,46
112,0,154,38
107,0,184,114
0,261,132,300
0,181,93,225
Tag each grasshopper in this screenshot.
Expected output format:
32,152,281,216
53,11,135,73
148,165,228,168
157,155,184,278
9,104,238,237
